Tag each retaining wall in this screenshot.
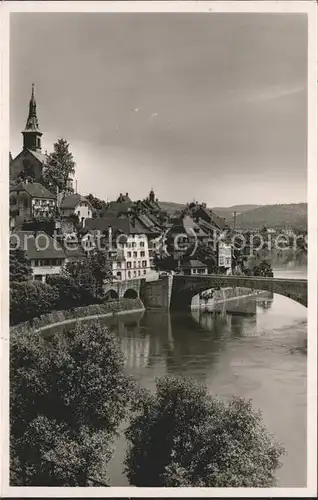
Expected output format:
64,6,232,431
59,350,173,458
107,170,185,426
11,298,145,335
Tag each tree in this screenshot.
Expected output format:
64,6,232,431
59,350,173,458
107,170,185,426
42,138,75,195
65,250,112,299
9,248,32,282
125,375,285,487
10,321,135,485
46,275,95,309
252,260,274,277
86,194,108,217
65,259,96,297
153,253,178,272
10,281,58,325
190,242,218,274
88,250,113,297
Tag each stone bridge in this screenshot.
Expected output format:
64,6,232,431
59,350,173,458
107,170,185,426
170,275,307,309
103,279,144,301
103,275,307,310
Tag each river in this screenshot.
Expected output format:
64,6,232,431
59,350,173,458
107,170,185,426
104,267,307,487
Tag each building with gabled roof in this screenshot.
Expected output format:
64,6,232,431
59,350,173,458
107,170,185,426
60,193,93,227
10,181,56,228
10,230,66,282
180,259,208,275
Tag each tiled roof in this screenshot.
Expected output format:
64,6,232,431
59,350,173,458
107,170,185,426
85,217,148,235
103,201,132,217
27,150,48,165
197,217,221,233
10,231,66,260
63,245,86,258
182,215,207,237
190,204,228,230
182,259,207,268
10,182,55,199
60,194,91,209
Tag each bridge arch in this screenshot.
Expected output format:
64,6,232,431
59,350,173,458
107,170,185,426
123,288,138,299
104,289,119,301
170,275,307,310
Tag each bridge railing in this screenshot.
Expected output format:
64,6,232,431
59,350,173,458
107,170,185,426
174,274,307,284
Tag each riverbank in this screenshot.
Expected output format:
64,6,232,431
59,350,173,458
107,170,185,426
10,298,145,334
191,287,270,309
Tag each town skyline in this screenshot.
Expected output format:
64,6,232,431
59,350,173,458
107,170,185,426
10,13,307,206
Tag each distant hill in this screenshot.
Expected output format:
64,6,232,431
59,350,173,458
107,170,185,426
159,202,260,216
212,204,261,217
234,203,307,230
159,201,307,230
159,201,186,215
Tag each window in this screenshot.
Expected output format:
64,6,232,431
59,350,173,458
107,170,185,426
127,261,132,269
133,251,137,258
140,241,145,247
127,251,131,258
117,261,121,269
133,262,137,268
128,270,131,278
133,270,137,277
138,261,141,268
132,242,136,248
143,270,146,275
117,271,121,279
140,251,145,257
142,260,147,268
138,270,141,276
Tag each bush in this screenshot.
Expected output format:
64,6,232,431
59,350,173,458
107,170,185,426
9,248,32,282
46,275,98,309
125,375,285,487
10,281,58,325
10,321,135,485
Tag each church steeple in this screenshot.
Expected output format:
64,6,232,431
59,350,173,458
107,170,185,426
22,84,42,152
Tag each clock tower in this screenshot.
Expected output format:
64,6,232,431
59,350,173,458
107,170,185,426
22,83,42,152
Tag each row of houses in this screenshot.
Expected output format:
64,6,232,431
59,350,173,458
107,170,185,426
9,184,233,282
9,85,233,283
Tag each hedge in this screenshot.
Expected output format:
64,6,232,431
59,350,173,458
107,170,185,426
10,281,59,326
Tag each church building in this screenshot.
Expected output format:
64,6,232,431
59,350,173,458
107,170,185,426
10,84,48,184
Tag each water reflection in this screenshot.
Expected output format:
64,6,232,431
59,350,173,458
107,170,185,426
105,289,307,487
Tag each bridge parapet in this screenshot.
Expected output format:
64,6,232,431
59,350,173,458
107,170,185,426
171,274,307,309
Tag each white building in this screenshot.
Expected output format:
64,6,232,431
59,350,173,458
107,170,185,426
84,217,152,282
60,194,93,227
110,233,151,281
218,242,232,273
10,230,66,283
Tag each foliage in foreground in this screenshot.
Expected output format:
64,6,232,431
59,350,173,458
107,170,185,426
10,281,59,325
10,321,135,485
9,248,33,282
125,375,285,487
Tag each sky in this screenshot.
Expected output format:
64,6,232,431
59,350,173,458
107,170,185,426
10,13,307,206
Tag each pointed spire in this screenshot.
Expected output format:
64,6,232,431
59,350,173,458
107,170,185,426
24,83,40,132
